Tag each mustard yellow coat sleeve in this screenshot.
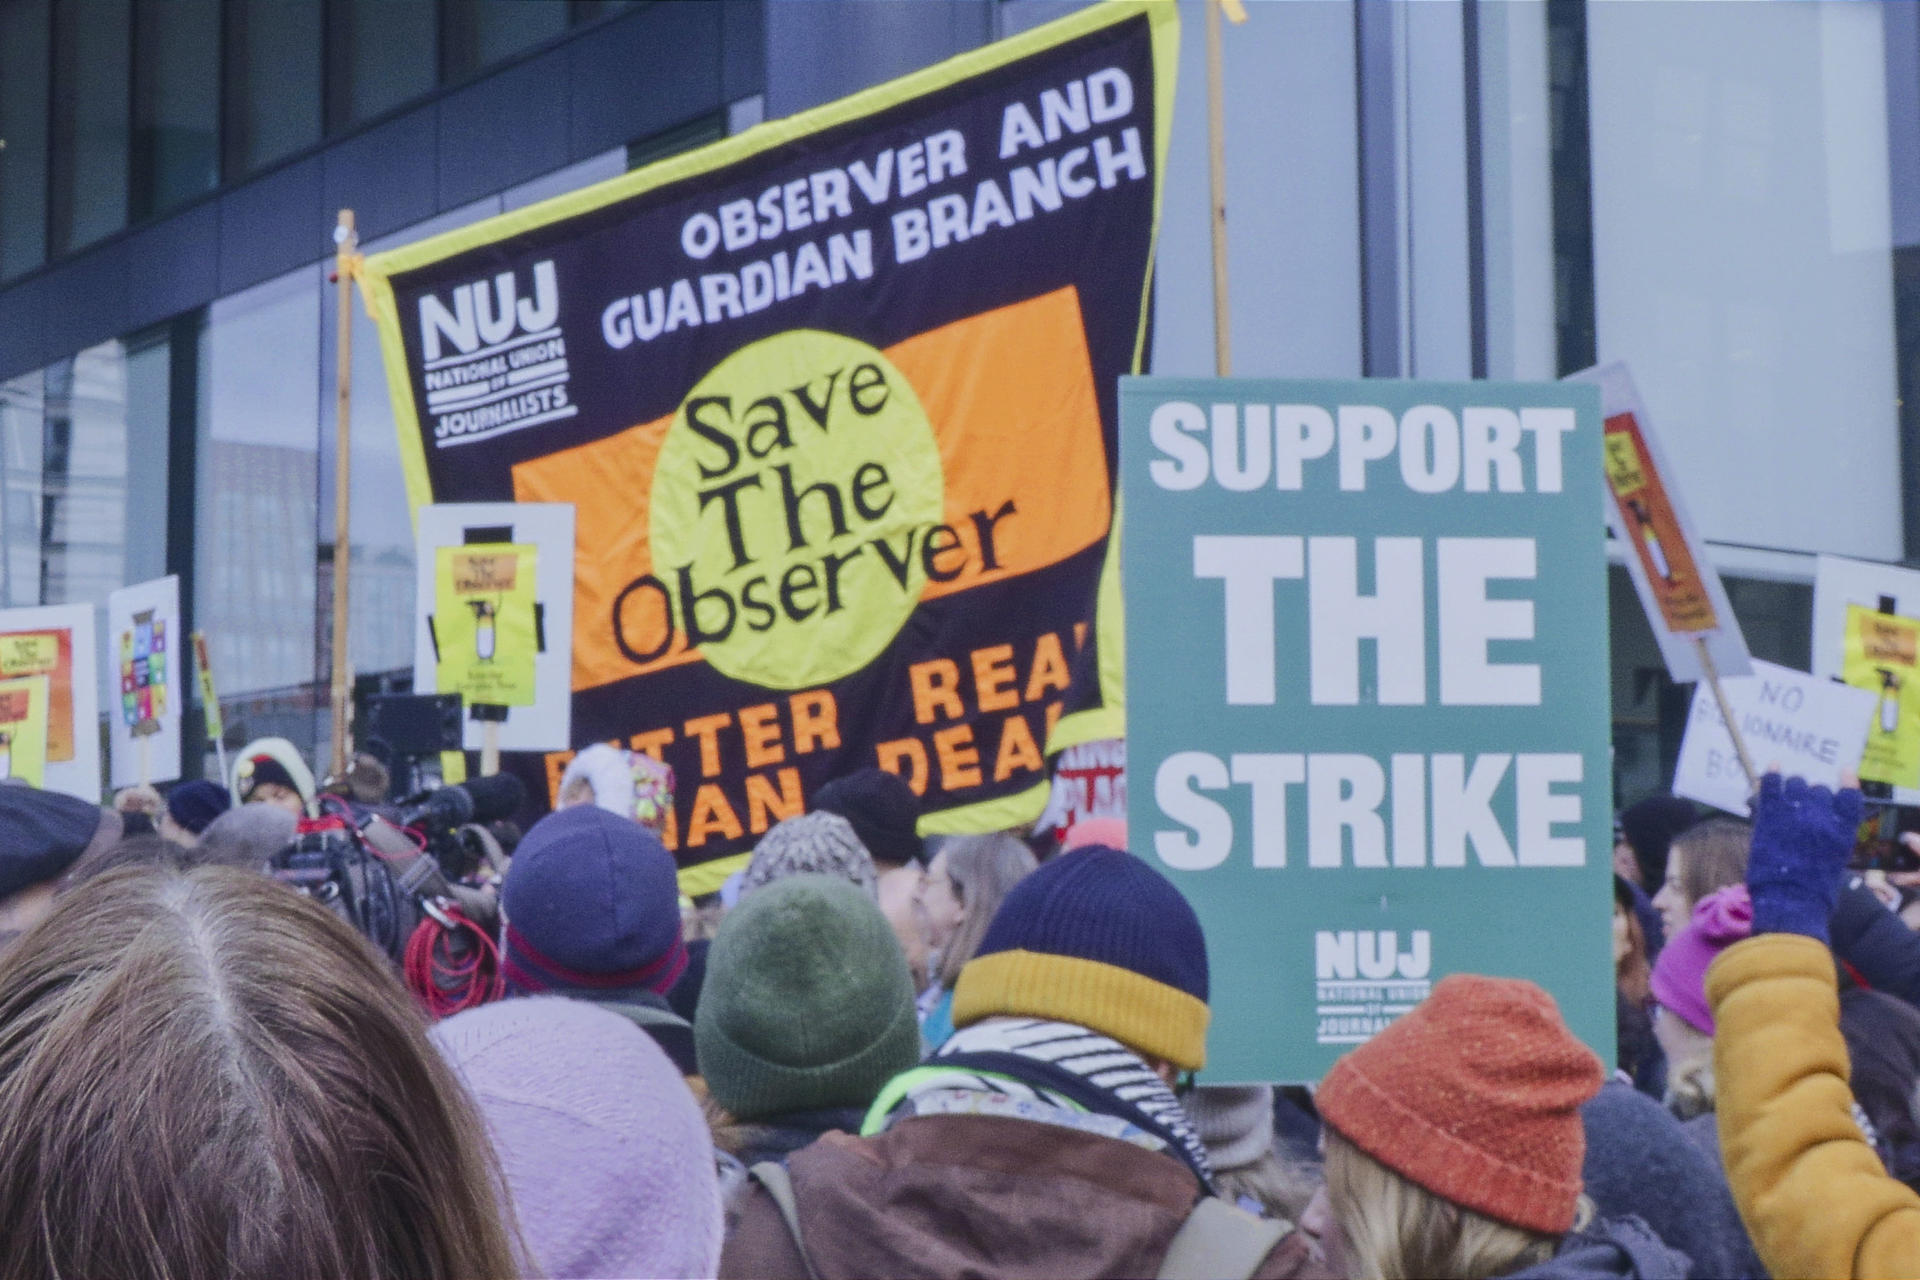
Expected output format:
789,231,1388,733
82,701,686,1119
1707,933,1920,1279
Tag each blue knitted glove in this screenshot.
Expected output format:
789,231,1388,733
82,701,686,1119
1746,772,1865,943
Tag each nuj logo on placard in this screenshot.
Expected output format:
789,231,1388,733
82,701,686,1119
1313,930,1433,1046
417,260,577,447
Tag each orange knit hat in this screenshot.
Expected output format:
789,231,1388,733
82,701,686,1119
1316,974,1605,1235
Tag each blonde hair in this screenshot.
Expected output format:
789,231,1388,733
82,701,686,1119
1324,1129,1588,1280
1658,1012,1717,1121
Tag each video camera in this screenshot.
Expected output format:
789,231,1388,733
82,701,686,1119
267,774,524,963
389,772,525,883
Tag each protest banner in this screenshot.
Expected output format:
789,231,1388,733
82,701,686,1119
412,503,575,765
1813,553,1920,800
360,4,1172,890
0,675,51,788
1123,377,1611,1082
107,576,182,789
0,603,99,801
1672,659,1874,816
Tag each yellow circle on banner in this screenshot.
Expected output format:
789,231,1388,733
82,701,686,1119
650,330,944,689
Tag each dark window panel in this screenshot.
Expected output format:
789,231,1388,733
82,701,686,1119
0,0,51,281
326,0,438,132
48,0,131,256
626,112,725,171
223,0,324,176
131,0,221,220
443,0,570,82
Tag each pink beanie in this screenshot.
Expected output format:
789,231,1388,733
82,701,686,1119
1650,885,1753,1034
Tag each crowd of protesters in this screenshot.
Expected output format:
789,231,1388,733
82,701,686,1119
0,735,1912,1278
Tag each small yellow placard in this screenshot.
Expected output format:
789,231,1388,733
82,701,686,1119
434,543,539,707
1844,604,1920,788
0,674,52,788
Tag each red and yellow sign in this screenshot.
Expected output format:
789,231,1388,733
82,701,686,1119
1603,411,1717,635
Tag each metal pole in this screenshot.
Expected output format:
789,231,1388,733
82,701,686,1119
1206,0,1232,377
330,210,357,783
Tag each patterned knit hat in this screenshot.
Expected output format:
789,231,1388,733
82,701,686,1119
738,812,877,899
502,805,688,997
695,874,919,1122
1317,974,1605,1235
951,845,1210,1071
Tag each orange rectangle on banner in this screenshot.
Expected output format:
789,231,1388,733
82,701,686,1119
515,285,1111,693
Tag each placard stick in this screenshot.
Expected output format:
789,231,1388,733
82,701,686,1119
329,210,357,782
1695,635,1758,789
480,720,501,778
1205,0,1231,376
138,734,149,790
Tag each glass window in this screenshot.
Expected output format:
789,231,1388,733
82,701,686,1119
0,371,45,608
443,1,569,81
196,268,320,700
0,0,50,281
41,333,170,695
1588,3,1903,563
327,0,438,130
1152,0,1361,378
131,0,221,219
223,0,324,175
48,0,130,255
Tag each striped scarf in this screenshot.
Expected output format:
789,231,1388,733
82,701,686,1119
869,1016,1214,1190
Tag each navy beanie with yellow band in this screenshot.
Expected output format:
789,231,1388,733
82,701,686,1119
951,845,1210,1071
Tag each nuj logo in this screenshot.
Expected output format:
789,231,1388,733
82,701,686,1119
419,261,560,361
1314,930,1432,981
417,260,575,447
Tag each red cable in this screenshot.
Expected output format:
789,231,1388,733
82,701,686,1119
404,904,504,1020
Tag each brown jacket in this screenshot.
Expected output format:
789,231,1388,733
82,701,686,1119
719,1113,1330,1279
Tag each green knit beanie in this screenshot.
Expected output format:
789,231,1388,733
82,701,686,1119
695,873,920,1122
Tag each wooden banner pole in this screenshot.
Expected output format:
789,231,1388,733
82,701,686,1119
1695,636,1758,790
480,720,502,778
1205,0,1231,377
329,210,357,783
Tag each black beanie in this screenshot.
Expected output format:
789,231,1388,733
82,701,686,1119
237,754,299,803
1618,793,1698,889
813,768,924,868
0,788,114,899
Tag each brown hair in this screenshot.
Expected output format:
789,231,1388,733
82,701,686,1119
934,833,1038,990
0,865,520,1280
1615,899,1650,1005
1672,817,1751,909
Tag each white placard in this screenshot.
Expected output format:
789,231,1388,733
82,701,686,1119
0,603,100,801
1811,552,1920,806
106,575,183,788
412,503,575,752
1673,658,1875,816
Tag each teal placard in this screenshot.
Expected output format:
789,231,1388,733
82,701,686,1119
1121,377,1612,1082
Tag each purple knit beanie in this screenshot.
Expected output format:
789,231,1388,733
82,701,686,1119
431,997,722,1279
1650,885,1753,1034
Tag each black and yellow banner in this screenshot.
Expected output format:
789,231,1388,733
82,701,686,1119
360,3,1172,891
